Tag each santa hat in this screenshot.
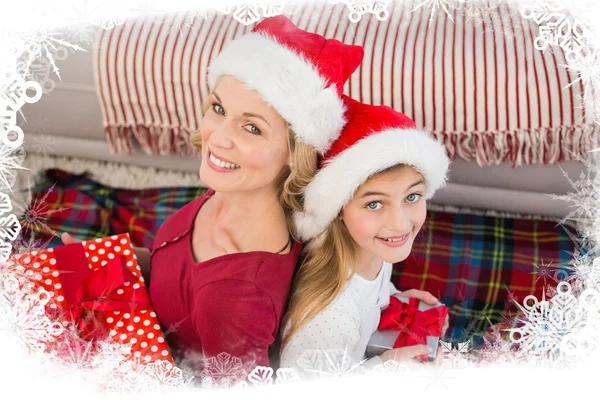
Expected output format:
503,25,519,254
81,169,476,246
207,16,364,154
293,96,451,241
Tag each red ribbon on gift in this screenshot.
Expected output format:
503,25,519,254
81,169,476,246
378,296,448,349
46,242,150,340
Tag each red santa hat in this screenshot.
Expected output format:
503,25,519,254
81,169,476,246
293,95,451,241
207,16,364,153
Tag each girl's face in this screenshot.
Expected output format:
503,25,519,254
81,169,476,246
341,166,427,265
198,76,291,194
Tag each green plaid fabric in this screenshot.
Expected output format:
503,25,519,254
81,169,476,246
392,211,577,344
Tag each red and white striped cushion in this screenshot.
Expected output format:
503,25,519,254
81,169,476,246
95,1,599,166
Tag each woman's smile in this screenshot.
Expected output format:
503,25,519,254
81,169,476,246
207,150,241,172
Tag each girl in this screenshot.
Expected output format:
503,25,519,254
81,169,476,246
280,95,450,374
62,16,364,376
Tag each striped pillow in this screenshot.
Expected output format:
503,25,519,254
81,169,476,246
95,1,599,166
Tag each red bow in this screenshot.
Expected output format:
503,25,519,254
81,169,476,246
46,243,150,340
378,296,448,350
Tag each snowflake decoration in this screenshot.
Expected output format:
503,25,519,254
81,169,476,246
67,0,127,31
0,241,12,263
163,316,188,337
199,352,248,388
560,287,600,358
0,145,27,187
425,365,456,391
129,0,160,16
106,357,188,393
294,347,366,379
332,0,391,23
18,114,49,135
143,360,187,387
52,333,98,369
0,212,21,244
12,180,67,238
18,29,86,81
552,158,600,255
273,367,301,384
1,74,43,149
448,0,501,22
63,25,102,51
11,233,54,258
578,256,600,290
0,192,13,216
0,279,64,354
532,259,560,287
16,57,56,94
91,16,125,31
563,50,600,125
439,340,474,368
509,282,585,361
234,366,300,389
29,134,61,156
411,0,458,24
520,0,594,64
488,6,529,43
220,3,285,26
370,359,409,373
166,10,210,34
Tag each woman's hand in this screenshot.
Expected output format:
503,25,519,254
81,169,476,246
395,289,450,337
61,232,81,245
60,232,152,284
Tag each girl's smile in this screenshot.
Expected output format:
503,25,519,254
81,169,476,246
376,232,411,247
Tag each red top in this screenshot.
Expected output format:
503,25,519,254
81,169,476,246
148,189,302,373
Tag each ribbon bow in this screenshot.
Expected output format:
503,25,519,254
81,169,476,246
378,296,448,349
46,242,150,340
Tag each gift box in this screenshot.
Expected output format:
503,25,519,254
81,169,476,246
366,295,449,362
5,233,173,365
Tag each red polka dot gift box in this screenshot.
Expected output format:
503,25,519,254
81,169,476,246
4,233,173,365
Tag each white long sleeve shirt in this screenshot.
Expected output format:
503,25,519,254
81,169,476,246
280,262,399,377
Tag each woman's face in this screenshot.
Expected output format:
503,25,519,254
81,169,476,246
199,76,291,194
341,166,427,265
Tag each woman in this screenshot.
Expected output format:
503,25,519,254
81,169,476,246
62,15,365,376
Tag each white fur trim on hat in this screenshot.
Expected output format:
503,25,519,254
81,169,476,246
293,129,450,241
207,33,346,153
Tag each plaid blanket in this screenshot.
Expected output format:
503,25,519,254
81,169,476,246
392,211,577,344
21,169,206,249
22,169,577,343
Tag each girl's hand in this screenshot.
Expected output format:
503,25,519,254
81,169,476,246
395,289,450,337
380,344,431,363
396,289,438,305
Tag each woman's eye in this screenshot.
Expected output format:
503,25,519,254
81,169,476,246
212,103,225,115
406,193,422,203
244,124,262,135
366,201,382,210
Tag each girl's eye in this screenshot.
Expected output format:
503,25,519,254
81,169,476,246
366,201,382,211
406,193,422,203
244,124,262,135
212,103,225,115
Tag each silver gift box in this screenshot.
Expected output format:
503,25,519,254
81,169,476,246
366,296,444,361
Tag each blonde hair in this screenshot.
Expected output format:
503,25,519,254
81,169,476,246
282,163,411,345
190,90,318,239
